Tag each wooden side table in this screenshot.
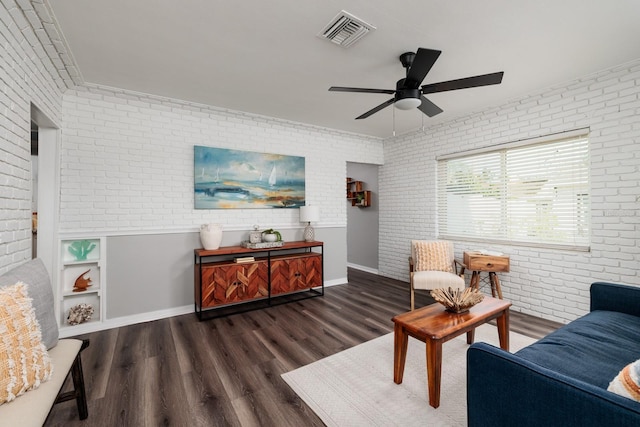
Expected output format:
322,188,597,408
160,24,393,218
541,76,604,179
463,251,510,299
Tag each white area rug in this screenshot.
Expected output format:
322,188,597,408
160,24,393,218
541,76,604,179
282,323,536,426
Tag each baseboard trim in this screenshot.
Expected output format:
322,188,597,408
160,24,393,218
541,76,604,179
59,279,349,337
325,277,348,287
59,304,194,338
347,263,379,275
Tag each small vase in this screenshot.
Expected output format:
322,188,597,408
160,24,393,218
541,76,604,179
200,223,223,250
262,233,277,242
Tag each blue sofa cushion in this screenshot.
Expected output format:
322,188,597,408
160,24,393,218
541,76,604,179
515,310,640,389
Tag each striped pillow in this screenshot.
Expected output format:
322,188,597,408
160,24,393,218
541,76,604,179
0,282,53,404
414,241,453,273
608,359,640,402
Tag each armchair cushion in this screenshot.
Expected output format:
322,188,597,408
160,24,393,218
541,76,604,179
412,270,465,290
412,240,454,273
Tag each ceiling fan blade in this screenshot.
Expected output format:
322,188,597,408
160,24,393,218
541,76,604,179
355,98,395,120
329,86,396,94
421,71,504,94
418,96,443,117
405,48,441,87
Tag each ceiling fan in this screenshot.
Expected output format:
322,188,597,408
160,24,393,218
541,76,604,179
329,48,504,120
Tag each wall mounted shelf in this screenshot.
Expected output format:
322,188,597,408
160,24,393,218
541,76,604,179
346,178,372,207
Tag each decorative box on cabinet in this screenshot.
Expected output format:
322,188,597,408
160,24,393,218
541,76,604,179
194,241,323,319
58,237,106,335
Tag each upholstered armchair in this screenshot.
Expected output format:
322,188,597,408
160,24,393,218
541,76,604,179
409,240,466,310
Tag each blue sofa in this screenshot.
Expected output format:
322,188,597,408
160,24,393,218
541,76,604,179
467,282,640,427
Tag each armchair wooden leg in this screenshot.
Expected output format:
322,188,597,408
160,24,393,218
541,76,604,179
410,286,415,311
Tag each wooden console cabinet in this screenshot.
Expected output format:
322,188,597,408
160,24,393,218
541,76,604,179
194,241,323,319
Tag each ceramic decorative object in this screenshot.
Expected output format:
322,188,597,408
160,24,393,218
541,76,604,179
67,303,94,325
261,229,282,243
263,233,277,242
68,240,96,261
249,225,262,243
200,223,223,250
431,287,484,314
73,269,93,292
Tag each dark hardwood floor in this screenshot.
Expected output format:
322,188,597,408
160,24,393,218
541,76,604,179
45,269,561,426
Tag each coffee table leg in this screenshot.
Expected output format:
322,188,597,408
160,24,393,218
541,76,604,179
496,309,510,351
426,338,443,408
393,323,408,384
466,329,475,344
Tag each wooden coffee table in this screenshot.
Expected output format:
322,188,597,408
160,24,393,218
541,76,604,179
392,296,511,408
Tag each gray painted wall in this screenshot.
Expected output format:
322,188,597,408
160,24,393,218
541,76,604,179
106,227,347,319
347,162,379,271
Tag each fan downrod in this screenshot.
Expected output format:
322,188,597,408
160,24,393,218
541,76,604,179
399,52,416,71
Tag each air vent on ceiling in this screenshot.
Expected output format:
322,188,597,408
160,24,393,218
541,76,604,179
317,10,376,48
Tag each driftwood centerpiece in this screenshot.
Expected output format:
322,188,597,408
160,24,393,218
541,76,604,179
431,287,484,313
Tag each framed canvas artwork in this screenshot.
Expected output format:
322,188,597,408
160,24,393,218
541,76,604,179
194,146,305,209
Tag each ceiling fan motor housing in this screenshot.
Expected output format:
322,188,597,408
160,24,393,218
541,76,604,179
395,78,421,101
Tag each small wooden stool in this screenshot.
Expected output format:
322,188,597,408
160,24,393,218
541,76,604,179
463,252,510,299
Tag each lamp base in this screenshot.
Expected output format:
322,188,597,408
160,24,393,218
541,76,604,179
303,223,315,242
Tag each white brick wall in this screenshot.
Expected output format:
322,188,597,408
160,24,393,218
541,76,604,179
59,85,384,234
0,0,63,272
380,59,640,324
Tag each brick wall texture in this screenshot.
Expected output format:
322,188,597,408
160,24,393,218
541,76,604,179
0,0,64,272
380,59,640,323
59,85,383,233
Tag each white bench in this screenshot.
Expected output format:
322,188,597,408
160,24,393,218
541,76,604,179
0,259,90,425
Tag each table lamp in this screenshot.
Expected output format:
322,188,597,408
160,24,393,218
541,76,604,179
299,205,320,242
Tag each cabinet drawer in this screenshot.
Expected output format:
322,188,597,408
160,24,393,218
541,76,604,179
464,252,510,272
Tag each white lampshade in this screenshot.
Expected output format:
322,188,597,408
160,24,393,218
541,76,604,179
394,97,421,110
299,205,320,223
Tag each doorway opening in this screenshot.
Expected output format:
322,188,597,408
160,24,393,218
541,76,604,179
31,122,38,258
30,103,59,277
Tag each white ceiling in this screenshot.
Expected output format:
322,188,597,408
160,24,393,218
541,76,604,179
48,0,640,138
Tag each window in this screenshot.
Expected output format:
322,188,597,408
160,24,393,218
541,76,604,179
437,130,590,250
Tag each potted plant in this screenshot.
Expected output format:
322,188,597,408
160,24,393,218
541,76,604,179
261,228,282,242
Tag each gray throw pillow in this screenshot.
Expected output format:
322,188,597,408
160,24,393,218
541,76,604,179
0,258,59,349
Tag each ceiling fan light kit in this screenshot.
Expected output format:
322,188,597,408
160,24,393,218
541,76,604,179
329,47,504,120
394,97,421,110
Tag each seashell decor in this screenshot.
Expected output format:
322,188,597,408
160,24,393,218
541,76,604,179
67,303,94,325
431,287,484,313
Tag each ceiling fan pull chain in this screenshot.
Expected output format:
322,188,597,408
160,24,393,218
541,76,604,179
392,104,396,137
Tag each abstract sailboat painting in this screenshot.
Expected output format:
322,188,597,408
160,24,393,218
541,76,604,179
194,146,305,209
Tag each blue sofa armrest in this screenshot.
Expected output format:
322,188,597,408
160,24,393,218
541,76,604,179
591,282,640,316
467,343,640,427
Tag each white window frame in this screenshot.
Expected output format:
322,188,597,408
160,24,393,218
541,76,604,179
437,129,590,251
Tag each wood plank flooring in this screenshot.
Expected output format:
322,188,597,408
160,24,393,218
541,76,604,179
45,268,562,426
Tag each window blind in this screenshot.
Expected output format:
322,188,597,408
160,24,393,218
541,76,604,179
437,131,590,250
